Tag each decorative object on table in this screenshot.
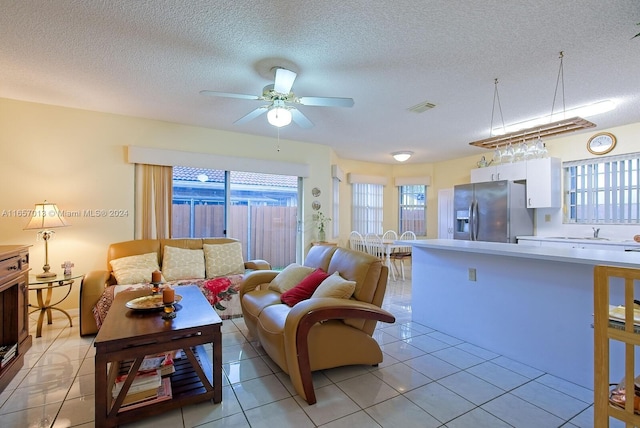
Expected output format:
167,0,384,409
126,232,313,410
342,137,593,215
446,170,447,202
314,211,331,242
162,285,176,319
61,261,74,276
151,270,162,294
125,294,182,311
23,201,68,279
587,132,616,155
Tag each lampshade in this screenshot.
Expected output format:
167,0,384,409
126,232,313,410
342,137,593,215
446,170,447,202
267,105,292,127
24,202,68,230
392,151,413,162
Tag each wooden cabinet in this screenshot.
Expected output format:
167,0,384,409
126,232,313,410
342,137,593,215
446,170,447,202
594,265,640,426
437,188,454,239
0,245,31,393
525,157,561,208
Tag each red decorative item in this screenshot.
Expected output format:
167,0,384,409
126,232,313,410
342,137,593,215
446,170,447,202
280,268,330,307
204,277,235,310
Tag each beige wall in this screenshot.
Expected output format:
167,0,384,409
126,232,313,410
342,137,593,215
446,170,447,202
2,96,638,311
0,98,332,310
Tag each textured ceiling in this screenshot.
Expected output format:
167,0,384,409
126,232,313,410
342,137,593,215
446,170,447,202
2,1,639,164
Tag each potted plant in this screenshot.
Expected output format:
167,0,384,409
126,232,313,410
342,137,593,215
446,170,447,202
315,211,331,242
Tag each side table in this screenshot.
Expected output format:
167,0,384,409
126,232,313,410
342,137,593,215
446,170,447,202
28,273,83,337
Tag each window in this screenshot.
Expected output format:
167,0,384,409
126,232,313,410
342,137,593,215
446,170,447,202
331,165,344,239
332,176,340,238
398,185,426,235
564,153,640,224
352,183,383,234
172,166,299,268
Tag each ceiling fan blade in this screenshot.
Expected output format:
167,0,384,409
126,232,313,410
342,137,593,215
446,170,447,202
290,108,314,129
273,68,297,94
234,106,269,125
200,90,260,100
298,96,354,107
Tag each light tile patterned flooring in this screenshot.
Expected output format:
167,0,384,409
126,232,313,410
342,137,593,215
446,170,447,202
0,268,614,427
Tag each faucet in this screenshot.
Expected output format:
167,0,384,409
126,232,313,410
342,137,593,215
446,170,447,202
593,227,600,238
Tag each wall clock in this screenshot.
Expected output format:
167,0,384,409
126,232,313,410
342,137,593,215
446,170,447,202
587,132,616,155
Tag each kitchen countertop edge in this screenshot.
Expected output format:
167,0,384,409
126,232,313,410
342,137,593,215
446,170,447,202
401,238,640,268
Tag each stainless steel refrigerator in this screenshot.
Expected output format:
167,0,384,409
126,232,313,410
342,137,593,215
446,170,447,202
453,180,533,243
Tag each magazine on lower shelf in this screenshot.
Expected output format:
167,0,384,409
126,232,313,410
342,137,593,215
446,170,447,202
113,370,161,397
608,305,640,326
119,377,172,412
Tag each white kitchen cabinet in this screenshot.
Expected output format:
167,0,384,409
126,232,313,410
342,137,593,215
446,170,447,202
470,162,526,183
437,188,454,239
525,157,561,208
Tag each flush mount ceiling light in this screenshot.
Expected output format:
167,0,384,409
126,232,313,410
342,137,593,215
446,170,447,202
392,151,413,162
267,100,292,127
470,52,602,149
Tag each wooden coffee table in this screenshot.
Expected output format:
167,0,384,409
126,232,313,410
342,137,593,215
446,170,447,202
94,285,222,427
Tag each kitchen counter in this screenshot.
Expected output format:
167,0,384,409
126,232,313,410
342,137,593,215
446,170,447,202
407,239,640,390
408,238,640,265
517,235,640,249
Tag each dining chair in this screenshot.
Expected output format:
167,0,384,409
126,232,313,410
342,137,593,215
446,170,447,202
365,233,396,280
390,230,416,280
382,230,398,279
364,233,384,259
382,230,398,242
349,231,366,253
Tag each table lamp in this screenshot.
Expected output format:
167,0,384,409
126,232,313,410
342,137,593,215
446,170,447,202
24,201,68,279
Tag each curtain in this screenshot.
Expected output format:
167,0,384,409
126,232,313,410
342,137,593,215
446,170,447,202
135,164,173,239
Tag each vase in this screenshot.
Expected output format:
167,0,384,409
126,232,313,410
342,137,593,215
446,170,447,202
318,229,326,242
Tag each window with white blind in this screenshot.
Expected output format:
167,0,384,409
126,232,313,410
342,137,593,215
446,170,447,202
351,183,384,234
564,153,640,224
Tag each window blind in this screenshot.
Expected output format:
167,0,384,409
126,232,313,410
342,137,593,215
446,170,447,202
351,183,383,234
564,152,640,224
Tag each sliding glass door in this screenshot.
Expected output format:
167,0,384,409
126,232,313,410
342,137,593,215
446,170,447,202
172,167,299,269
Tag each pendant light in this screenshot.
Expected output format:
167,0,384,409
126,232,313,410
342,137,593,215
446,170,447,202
469,52,602,149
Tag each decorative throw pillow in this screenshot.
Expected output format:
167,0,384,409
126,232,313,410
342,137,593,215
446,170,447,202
203,242,245,278
311,271,356,299
109,252,160,285
280,268,330,307
268,263,315,293
162,246,205,281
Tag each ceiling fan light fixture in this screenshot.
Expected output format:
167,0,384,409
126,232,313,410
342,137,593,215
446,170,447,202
267,106,292,127
392,151,413,162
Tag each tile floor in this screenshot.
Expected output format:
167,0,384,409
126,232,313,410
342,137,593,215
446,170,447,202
0,270,614,427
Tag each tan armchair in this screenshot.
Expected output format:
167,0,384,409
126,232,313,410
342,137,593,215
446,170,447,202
239,245,395,404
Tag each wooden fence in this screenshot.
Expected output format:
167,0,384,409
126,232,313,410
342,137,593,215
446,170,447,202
172,204,297,268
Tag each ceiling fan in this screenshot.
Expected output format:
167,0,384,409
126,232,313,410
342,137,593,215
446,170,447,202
200,67,354,128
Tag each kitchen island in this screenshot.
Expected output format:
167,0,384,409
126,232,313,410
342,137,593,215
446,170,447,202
409,239,640,390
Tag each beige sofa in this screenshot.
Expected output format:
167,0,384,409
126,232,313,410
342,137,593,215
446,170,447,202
79,238,270,336
240,245,395,404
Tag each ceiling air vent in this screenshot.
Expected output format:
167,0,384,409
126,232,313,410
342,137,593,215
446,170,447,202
408,101,436,113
